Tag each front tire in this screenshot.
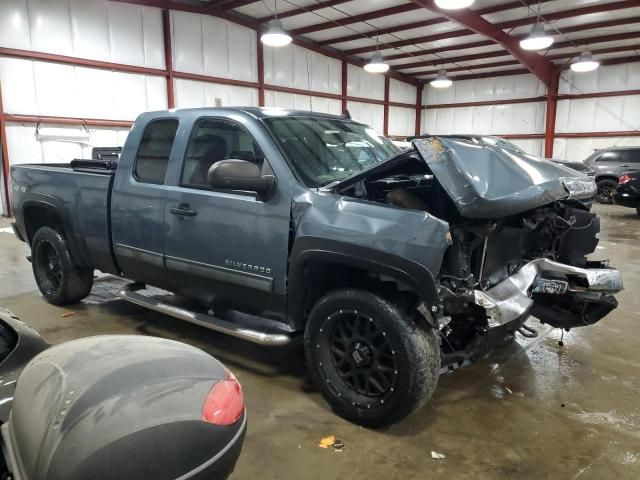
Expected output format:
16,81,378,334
31,227,93,305
595,179,617,204
304,289,440,427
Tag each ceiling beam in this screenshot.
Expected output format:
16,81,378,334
396,31,640,71
290,4,420,36
330,0,636,48
413,44,640,77
409,0,555,84
318,0,552,46
382,16,640,63
258,0,353,22
218,0,260,10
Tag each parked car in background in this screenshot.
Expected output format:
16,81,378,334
613,171,640,216
584,147,640,203
0,307,246,480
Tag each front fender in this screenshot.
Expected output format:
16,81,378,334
287,237,440,330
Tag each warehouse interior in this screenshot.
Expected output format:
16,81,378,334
0,0,639,478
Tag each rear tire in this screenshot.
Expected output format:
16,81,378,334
304,289,440,427
636,206,640,217
595,179,617,204
31,227,93,305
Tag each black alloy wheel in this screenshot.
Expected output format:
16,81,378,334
325,308,398,400
595,179,618,204
304,289,440,427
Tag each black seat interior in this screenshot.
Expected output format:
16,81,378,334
188,134,228,185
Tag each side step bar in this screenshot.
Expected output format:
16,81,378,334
118,284,296,347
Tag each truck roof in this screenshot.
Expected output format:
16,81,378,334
156,106,354,121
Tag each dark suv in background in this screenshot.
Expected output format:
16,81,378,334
584,147,640,203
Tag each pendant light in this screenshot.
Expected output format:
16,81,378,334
519,2,553,51
364,52,389,73
430,69,452,88
435,0,475,9
261,1,292,47
364,36,389,73
571,50,599,73
520,22,554,51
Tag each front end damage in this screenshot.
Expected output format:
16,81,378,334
333,136,623,371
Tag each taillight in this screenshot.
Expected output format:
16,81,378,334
619,174,632,185
202,371,244,425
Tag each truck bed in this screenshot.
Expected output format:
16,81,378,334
10,163,119,275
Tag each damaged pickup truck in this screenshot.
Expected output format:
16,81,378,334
10,108,622,427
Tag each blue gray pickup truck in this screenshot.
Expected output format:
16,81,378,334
10,108,623,426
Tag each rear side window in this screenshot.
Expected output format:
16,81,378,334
624,149,640,163
596,150,624,163
134,119,179,184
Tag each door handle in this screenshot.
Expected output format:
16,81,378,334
170,204,197,217
619,165,629,168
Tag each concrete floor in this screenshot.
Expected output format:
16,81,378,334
1,204,639,479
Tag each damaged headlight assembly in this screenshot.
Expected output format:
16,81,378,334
562,177,597,199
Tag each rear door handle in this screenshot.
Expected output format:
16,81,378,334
619,165,629,168
170,204,197,217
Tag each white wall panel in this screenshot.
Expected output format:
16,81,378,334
347,64,384,101
423,73,545,105
264,44,340,94
347,101,384,133
421,103,545,135
556,96,640,134
559,62,640,95
0,57,167,120
0,0,164,68
6,123,129,165
554,137,640,163
174,79,259,108
389,79,416,105
264,91,341,115
171,11,257,82
388,107,415,137
510,139,544,157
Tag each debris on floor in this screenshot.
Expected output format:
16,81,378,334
318,435,335,449
431,451,446,460
61,311,76,318
318,436,344,452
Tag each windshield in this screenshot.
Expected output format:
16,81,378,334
480,136,525,153
263,116,399,188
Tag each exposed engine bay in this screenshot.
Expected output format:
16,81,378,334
333,138,622,370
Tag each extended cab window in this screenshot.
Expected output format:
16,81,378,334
134,119,179,184
181,118,264,188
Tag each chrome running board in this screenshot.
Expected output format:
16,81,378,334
118,283,296,347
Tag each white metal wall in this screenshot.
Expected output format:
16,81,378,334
554,62,640,161
0,0,167,215
421,73,546,156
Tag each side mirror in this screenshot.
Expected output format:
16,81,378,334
207,159,275,198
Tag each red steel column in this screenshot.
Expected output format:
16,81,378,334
0,80,11,217
162,9,175,109
544,69,560,158
257,35,265,107
383,74,390,136
415,82,423,136
341,58,348,113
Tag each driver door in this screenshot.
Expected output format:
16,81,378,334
163,117,290,317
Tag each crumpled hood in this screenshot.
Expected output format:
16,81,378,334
413,137,596,218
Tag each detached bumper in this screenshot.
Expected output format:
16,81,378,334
473,258,623,330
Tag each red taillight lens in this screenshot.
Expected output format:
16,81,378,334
202,371,244,426
619,174,632,185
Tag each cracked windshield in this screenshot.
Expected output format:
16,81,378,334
264,116,399,188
